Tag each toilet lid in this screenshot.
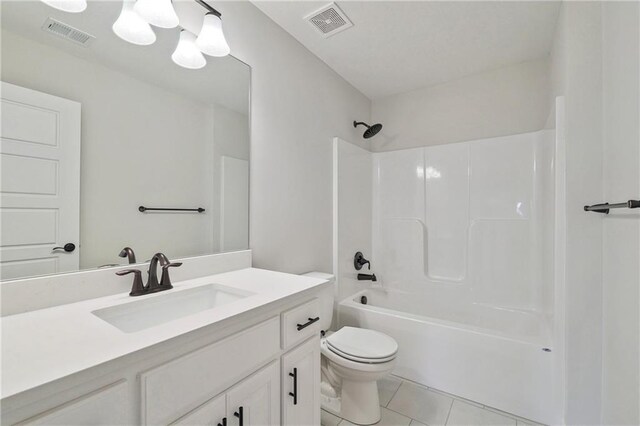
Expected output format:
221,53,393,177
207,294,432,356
326,327,398,360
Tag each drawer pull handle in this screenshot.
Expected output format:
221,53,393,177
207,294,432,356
289,367,298,405
296,317,320,331
217,418,227,426
234,407,243,426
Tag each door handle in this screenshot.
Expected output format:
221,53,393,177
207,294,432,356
234,406,243,426
52,243,76,253
289,367,298,405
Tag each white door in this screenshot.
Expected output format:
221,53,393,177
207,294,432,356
226,361,280,426
0,82,81,280
282,337,321,426
220,156,249,252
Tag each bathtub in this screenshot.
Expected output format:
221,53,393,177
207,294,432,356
338,289,559,425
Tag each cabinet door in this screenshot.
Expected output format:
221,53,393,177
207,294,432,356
281,337,320,426
171,393,226,426
226,361,280,426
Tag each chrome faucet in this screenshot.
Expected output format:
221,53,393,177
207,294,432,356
116,252,182,296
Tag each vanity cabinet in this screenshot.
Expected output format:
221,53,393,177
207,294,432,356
141,317,280,425
18,381,128,425
172,394,226,426
281,337,321,426
3,296,323,426
281,299,321,350
226,361,280,426
173,361,279,426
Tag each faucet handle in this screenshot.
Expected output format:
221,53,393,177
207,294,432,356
160,262,182,288
116,269,146,296
354,252,371,270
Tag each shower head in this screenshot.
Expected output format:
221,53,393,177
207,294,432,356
353,121,383,139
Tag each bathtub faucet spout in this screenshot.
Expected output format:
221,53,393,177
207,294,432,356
357,273,377,282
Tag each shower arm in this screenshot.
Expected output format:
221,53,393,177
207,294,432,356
353,121,371,129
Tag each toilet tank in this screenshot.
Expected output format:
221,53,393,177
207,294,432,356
301,272,335,332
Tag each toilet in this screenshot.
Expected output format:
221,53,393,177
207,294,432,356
303,272,398,425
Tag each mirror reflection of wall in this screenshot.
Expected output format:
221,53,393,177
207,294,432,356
0,1,250,280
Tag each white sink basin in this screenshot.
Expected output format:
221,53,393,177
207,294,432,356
92,284,254,333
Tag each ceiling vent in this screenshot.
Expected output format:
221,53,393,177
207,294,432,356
41,18,95,47
305,3,353,38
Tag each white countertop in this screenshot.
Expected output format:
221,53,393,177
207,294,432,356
0,267,329,400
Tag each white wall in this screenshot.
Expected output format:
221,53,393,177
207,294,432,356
1,30,242,268
549,2,604,424
211,106,250,252
601,2,640,424
370,58,550,152
178,1,371,275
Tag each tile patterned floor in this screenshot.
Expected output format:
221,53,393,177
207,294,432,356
321,375,545,426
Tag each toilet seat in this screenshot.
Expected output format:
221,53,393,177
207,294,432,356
325,327,398,364
327,345,397,364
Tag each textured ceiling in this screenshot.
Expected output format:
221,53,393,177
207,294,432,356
253,1,561,99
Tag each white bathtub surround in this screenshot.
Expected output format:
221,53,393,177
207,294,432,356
334,128,563,424
333,138,374,303
340,286,554,424
321,375,545,426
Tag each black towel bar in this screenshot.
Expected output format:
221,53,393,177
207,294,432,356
138,206,205,213
584,200,640,214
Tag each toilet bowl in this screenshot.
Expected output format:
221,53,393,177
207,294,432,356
321,327,398,425
302,272,399,425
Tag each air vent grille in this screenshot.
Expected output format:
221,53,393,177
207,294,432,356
41,18,95,47
305,3,353,38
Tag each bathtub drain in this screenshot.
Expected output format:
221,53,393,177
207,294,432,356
542,347,552,352
360,295,368,305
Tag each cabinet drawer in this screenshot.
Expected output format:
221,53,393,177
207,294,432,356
18,381,128,426
281,299,320,350
141,317,280,425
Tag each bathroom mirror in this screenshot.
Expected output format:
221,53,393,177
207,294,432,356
0,1,250,280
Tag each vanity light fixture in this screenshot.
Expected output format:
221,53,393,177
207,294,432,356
44,0,231,69
172,29,207,70
40,0,87,13
113,0,157,46
134,0,179,29
196,12,230,57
